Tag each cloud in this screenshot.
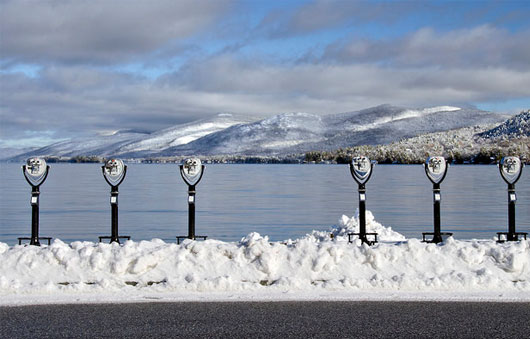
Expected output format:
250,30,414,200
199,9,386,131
321,25,530,70
164,53,530,101
254,0,414,39
2,51,530,146
288,0,410,33
1,67,191,139
0,0,230,65
1,0,529,148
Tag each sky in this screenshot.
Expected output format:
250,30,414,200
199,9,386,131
1,0,529,148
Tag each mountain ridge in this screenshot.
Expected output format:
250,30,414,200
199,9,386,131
7,105,510,161
153,105,506,156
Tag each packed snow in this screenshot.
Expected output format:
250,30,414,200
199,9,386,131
1,211,529,305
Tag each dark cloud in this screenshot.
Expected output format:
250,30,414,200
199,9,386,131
254,0,530,42
322,26,530,70
289,0,410,33
0,0,230,65
254,0,484,39
254,0,413,39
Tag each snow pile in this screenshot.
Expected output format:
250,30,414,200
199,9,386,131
1,212,529,304
306,210,406,242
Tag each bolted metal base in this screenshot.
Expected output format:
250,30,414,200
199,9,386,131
348,232,378,245
496,232,528,243
98,235,131,244
17,236,52,246
422,232,453,243
176,235,207,244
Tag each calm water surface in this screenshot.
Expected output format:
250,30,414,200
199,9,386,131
0,163,528,245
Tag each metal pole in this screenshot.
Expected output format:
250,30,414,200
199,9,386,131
30,186,40,246
110,186,119,243
432,183,442,244
100,162,127,244
358,184,367,244
188,185,196,239
507,183,517,241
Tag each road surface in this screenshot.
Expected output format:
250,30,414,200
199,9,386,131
1,301,529,338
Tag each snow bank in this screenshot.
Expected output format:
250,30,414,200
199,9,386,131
1,212,529,305
307,210,406,242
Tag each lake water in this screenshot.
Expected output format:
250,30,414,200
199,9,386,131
0,163,528,245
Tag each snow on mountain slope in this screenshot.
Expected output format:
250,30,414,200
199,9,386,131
9,105,509,160
115,114,253,156
319,106,507,151
159,112,326,156
0,147,39,161
478,109,530,140
348,106,462,132
158,105,507,156
12,130,148,160
10,114,254,160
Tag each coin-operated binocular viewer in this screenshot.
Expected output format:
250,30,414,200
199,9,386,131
18,157,52,246
99,159,130,243
177,158,207,244
497,156,527,242
348,156,378,245
422,156,452,243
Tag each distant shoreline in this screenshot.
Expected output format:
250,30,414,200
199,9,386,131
2,158,526,165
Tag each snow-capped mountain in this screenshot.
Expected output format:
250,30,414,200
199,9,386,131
156,105,507,156
478,109,529,140
12,130,149,159
116,113,254,157
9,105,509,160
305,109,530,165
11,114,253,160
318,105,506,151
157,112,327,156
0,147,39,161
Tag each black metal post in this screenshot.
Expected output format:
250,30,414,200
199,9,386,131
507,183,517,241
496,157,526,242
19,163,51,246
358,184,367,244
110,186,119,243
177,161,207,244
99,163,130,244
347,161,377,245
422,157,452,243
432,183,443,244
30,186,40,246
188,184,196,239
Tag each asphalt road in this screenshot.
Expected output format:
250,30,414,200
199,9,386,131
1,301,529,338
